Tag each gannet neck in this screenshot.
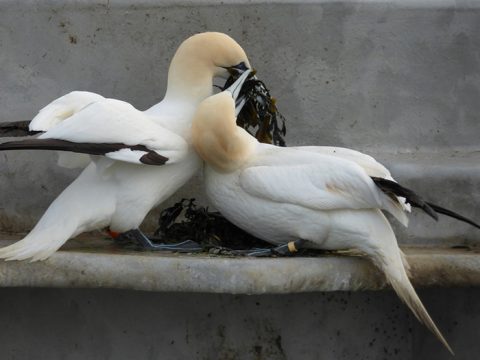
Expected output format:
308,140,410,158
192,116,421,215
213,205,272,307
192,92,257,173
164,61,214,103
164,32,250,103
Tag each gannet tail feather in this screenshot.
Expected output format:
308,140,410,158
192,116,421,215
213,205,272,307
426,202,480,229
0,163,115,261
0,224,75,262
0,209,79,262
371,177,438,220
379,251,453,355
364,215,453,354
0,183,88,261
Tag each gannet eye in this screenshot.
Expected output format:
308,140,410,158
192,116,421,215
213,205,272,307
224,62,249,75
232,62,248,71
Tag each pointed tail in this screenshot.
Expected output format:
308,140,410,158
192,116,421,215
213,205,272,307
373,247,453,354
0,217,78,262
0,175,84,261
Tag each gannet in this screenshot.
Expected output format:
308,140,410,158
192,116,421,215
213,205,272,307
192,71,480,353
0,32,251,261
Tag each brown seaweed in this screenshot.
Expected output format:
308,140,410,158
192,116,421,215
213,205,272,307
151,199,333,257
154,199,270,251
222,70,287,146
149,73,291,254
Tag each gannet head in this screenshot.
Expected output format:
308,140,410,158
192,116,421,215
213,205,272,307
192,71,257,173
166,32,251,102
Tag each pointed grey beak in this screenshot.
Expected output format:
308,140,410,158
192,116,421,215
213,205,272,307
225,69,251,116
225,69,251,100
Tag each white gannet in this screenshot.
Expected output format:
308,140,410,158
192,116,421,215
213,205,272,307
0,32,251,261
192,71,480,353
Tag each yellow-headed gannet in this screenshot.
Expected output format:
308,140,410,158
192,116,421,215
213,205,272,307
0,32,251,261
192,70,480,354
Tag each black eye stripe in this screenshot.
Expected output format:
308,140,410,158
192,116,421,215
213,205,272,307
222,62,248,72
232,62,248,71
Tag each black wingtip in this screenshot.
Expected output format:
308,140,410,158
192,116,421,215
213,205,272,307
371,177,479,229
0,139,169,166
423,203,439,221
426,202,480,230
139,151,168,165
0,120,40,137
371,177,438,221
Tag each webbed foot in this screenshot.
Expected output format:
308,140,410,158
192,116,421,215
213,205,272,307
115,229,202,253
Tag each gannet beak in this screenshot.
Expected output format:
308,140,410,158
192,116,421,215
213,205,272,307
225,69,251,100
225,69,251,116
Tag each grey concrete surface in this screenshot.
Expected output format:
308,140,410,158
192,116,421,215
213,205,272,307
1,237,480,293
0,0,479,246
0,3,479,359
0,287,478,360
0,235,477,359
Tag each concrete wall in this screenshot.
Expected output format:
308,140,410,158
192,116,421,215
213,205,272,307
0,287,478,359
0,2,479,359
0,0,479,245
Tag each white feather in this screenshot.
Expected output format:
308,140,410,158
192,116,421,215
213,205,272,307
296,146,411,212
39,99,189,165
29,91,105,169
193,90,451,353
29,91,104,132
0,32,250,261
240,146,408,226
294,146,393,179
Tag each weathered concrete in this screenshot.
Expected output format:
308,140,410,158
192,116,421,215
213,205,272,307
0,235,478,358
0,3,479,358
0,287,478,359
0,237,478,293
0,0,479,246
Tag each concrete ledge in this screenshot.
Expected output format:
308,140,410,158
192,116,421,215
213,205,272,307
0,238,478,293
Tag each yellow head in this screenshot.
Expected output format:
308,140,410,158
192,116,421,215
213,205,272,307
166,32,251,102
192,91,257,173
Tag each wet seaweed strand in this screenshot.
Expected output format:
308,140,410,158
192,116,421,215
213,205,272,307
153,198,335,256
154,199,269,250
222,70,287,147
150,72,289,253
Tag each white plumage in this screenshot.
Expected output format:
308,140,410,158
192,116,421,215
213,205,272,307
0,32,251,261
191,89,453,353
39,99,189,165
29,91,105,132
30,91,105,169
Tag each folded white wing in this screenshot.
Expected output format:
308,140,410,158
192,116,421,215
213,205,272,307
240,147,408,225
294,146,393,179
38,98,189,165
29,91,105,132
29,91,105,168
295,146,411,212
